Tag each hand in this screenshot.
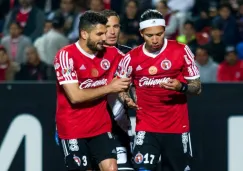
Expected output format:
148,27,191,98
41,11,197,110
108,77,131,93
125,97,141,110
159,79,182,91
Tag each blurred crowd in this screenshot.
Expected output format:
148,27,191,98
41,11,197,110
0,0,242,83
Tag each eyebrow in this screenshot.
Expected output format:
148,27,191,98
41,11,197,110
106,24,120,27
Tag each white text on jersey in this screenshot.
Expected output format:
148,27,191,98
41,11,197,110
79,79,107,89
139,77,170,87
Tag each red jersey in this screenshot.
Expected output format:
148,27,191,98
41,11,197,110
217,60,243,82
118,39,200,133
54,42,123,139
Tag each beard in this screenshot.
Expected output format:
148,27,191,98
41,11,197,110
87,37,105,52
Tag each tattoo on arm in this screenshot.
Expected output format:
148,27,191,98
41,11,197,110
186,78,202,95
118,91,131,103
130,86,137,103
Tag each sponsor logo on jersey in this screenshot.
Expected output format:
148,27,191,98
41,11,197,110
148,66,158,75
161,59,172,70
91,68,99,77
79,78,107,89
139,77,170,87
79,64,86,70
100,59,110,70
136,65,142,71
184,165,190,171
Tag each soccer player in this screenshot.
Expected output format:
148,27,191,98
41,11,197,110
54,11,131,171
101,9,134,171
117,9,202,171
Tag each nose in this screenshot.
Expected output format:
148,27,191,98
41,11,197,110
102,34,106,41
152,36,158,44
110,27,115,34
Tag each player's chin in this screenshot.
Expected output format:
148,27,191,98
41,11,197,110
96,44,105,51
106,39,117,46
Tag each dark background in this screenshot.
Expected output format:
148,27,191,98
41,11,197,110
0,83,242,171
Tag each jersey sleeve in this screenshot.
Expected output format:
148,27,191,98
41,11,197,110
182,45,200,80
54,50,78,85
116,53,133,78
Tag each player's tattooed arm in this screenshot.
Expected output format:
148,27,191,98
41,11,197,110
160,78,201,95
130,86,137,102
186,78,202,95
118,91,131,103
118,91,139,109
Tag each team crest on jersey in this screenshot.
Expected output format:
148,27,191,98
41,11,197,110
91,68,99,77
161,59,172,70
73,155,81,166
100,59,110,70
148,66,158,75
134,153,144,164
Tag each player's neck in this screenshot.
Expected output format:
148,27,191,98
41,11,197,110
78,40,96,55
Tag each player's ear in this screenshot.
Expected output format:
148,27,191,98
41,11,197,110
80,30,88,40
140,30,144,38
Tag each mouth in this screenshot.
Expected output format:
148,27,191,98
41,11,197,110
152,45,160,49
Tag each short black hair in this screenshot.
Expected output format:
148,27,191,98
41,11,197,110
184,20,195,28
52,15,65,29
219,2,232,11
101,9,119,19
197,45,208,53
126,0,138,7
10,21,23,29
78,11,108,34
140,9,164,22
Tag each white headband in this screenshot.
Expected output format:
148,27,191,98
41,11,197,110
139,19,166,30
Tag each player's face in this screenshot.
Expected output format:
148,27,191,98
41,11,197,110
87,24,107,52
105,16,120,46
140,26,165,52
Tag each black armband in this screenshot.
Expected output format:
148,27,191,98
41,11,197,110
179,82,188,93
